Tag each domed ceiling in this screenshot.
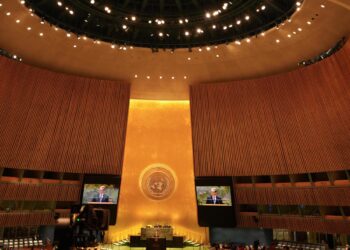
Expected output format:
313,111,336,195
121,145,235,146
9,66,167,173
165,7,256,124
0,0,349,100
25,0,298,48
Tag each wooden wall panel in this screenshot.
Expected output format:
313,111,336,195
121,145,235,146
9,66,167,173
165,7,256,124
190,41,350,176
238,214,350,234
0,182,81,201
0,211,55,227
235,186,350,206
0,57,130,174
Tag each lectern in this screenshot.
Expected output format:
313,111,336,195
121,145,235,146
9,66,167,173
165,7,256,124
146,237,166,250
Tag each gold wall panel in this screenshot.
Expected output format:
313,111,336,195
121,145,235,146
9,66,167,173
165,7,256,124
107,100,207,243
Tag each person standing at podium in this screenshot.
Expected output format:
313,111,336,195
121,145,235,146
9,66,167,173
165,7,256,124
91,185,110,202
206,187,223,204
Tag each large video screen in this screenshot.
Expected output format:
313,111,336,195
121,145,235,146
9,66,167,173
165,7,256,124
82,184,119,205
196,186,232,206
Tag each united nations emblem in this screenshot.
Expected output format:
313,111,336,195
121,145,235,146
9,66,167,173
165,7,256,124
139,164,177,200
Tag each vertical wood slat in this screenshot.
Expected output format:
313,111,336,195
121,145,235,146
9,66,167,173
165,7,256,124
0,182,81,201
0,211,55,227
190,41,350,176
0,57,130,174
235,186,350,206
238,214,350,234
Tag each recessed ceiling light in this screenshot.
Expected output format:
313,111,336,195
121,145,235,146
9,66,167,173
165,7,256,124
147,76,150,79
134,74,138,78
320,4,325,8
171,76,175,80
16,19,20,23
27,27,31,31
276,39,280,43
39,32,44,36
6,12,11,16
216,54,220,58
184,76,187,79
57,1,62,6
73,44,77,48
187,57,191,61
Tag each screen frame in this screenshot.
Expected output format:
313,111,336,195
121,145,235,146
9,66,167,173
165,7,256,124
195,177,236,227
81,174,121,225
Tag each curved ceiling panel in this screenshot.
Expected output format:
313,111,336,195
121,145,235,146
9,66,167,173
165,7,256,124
0,0,349,100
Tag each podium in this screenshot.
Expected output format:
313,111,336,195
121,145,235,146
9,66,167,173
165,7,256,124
146,238,166,250
130,236,184,248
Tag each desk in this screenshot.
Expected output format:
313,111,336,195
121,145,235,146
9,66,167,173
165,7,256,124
141,227,173,240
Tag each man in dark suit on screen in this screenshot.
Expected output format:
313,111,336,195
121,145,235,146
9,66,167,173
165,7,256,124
206,187,223,204
91,185,110,202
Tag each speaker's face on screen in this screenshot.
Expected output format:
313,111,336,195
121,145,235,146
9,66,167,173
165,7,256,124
99,186,106,194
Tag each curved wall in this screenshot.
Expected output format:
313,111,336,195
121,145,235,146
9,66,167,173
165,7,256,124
190,41,350,176
0,57,130,174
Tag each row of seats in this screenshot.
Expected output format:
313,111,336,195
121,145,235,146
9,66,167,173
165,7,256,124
276,241,326,250
0,237,43,248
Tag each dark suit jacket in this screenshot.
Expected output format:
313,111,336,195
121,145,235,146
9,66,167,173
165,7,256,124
206,195,223,204
91,194,109,202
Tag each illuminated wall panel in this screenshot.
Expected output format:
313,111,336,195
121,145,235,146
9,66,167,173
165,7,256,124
108,100,206,243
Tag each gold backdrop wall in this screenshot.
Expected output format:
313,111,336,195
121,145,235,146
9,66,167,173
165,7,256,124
107,100,207,243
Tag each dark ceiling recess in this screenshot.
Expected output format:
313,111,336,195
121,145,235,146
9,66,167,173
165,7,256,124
25,0,300,50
